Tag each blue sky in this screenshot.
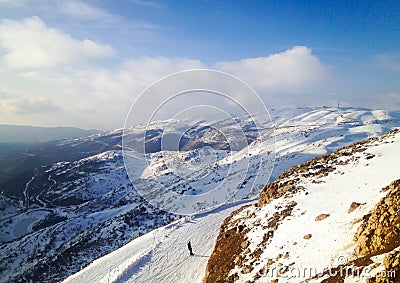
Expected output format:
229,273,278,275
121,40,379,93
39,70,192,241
0,0,399,129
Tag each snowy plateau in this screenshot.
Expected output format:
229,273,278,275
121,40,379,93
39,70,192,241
1,107,400,283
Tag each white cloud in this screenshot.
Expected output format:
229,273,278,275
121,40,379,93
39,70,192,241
14,97,61,113
0,16,115,69
130,0,163,9
0,88,14,99
0,56,206,128
1,96,61,114
0,0,24,6
59,1,114,20
0,35,332,128
215,46,329,90
74,56,205,99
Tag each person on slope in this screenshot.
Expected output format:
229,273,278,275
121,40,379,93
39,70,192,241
187,241,194,256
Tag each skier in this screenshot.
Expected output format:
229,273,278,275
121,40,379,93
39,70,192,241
187,240,194,256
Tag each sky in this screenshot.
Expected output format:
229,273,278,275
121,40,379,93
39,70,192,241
0,0,399,130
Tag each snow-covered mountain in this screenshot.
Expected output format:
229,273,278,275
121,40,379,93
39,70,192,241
1,107,399,282
62,125,400,283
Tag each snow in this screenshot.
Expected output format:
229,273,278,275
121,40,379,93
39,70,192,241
65,131,400,283
63,200,253,283
2,106,400,282
230,131,400,282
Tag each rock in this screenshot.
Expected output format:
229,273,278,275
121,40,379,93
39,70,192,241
384,249,400,269
241,240,249,249
354,179,400,256
304,234,312,240
348,202,361,213
315,213,330,221
242,265,252,274
237,224,245,233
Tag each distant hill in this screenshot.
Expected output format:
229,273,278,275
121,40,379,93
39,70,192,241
0,125,100,143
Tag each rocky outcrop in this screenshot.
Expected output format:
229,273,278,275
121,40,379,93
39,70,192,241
204,129,400,283
367,249,400,282
354,179,400,256
203,202,297,283
203,205,252,283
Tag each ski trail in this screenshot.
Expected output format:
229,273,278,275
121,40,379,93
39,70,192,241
63,200,251,283
123,202,250,283
113,249,153,283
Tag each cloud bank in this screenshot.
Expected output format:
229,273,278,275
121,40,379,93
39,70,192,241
215,46,329,90
0,16,331,128
0,16,114,69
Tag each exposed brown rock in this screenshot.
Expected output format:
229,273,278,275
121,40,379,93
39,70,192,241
354,179,400,256
348,202,361,213
384,249,400,271
367,249,400,282
315,213,330,221
242,265,252,274
203,205,252,283
241,240,249,249
304,234,312,240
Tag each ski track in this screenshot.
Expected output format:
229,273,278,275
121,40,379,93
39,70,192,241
64,201,252,283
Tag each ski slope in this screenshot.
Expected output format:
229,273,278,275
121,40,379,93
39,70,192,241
63,200,253,283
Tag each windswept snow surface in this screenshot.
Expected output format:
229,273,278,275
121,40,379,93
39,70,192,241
63,200,253,283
